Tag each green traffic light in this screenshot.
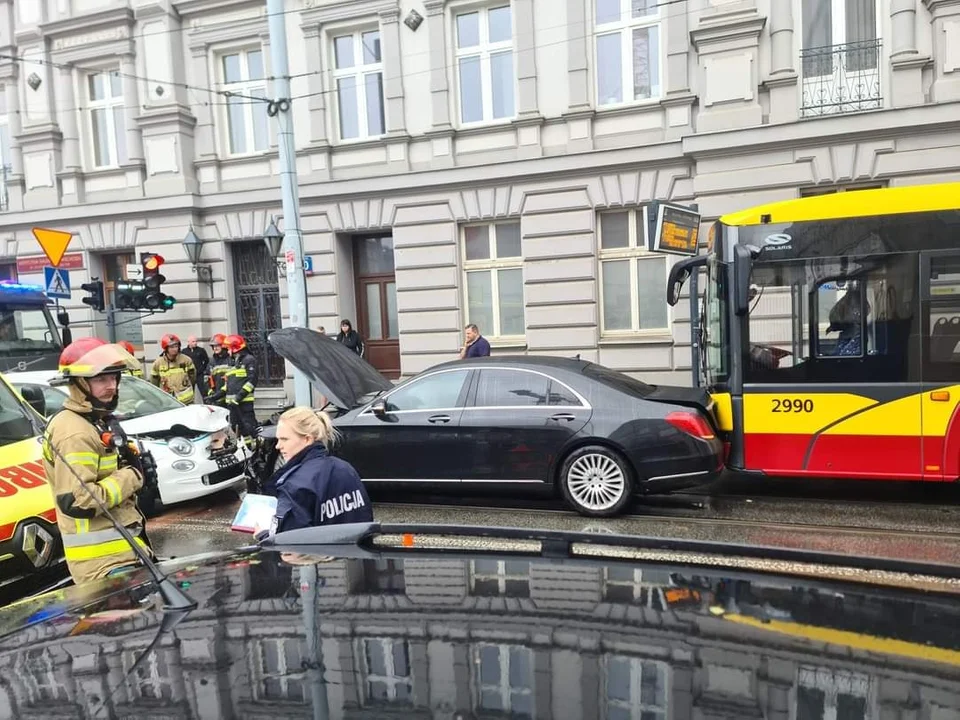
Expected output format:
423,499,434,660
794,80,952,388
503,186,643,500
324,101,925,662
163,296,176,309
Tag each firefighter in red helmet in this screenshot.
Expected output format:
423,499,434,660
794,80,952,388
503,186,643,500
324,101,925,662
150,333,196,404
205,333,231,406
223,334,259,447
117,341,144,378
41,338,156,584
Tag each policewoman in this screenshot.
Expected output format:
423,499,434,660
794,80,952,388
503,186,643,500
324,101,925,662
42,338,155,584
263,406,372,535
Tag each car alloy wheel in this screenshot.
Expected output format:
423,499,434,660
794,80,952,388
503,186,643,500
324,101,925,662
559,445,633,517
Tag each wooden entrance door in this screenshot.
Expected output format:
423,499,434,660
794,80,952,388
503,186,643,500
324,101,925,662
354,236,399,379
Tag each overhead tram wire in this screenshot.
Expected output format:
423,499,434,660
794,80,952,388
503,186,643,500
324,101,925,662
0,0,701,119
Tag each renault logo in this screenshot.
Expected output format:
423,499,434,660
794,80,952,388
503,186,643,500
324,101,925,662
22,523,54,568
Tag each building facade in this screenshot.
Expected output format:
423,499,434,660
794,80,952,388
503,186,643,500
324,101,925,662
0,0,957,409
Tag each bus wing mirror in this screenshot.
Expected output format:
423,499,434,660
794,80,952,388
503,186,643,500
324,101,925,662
666,255,708,307
733,244,760,316
57,308,70,326
61,327,72,346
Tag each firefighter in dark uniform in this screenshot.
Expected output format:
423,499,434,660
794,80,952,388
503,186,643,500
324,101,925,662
41,338,157,584
224,334,259,447
205,333,231,406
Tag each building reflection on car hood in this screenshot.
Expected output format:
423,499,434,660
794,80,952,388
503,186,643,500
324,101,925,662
0,550,959,719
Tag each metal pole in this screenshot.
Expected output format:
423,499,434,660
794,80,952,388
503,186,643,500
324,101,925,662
300,563,330,720
266,0,311,408
689,267,701,388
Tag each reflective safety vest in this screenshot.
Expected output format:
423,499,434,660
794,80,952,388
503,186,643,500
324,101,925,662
207,351,231,400
151,353,196,404
41,400,149,584
224,350,258,404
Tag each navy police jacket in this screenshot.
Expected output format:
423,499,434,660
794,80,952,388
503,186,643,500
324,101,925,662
270,442,373,533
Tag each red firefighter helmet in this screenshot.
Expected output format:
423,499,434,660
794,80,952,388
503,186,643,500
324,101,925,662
118,340,136,355
225,334,246,353
210,333,226,347
58,337,136,379
160,333,181,351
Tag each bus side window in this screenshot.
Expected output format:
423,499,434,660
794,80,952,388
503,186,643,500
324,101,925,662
925,255,960,378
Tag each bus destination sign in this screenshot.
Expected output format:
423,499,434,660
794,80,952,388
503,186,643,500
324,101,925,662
649,202,701,257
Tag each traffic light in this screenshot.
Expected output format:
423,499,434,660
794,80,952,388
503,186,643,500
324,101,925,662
80,279,105,312
114,253,177,312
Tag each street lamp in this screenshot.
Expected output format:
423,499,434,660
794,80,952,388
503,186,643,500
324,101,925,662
182,227,214,296
263,218,286,271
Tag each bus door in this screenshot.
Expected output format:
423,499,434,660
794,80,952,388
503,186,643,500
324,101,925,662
920,251,960,481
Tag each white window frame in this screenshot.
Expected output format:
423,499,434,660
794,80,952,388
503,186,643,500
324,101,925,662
598,208,670,336
474,644,534,716
330,27,386,142
604,655,670,720
594,0,662,108
217,46,269,157
453,3,516,126
359,637,414,704
794,666,874,720
602,567,670,608
85,68,125,169
462,221,525,341
121,649,174,701
469,559,530,596
248,637,307,702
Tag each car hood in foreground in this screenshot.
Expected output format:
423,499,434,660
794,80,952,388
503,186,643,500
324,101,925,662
0,527,959,718
119,403,231,437
268,327,393,409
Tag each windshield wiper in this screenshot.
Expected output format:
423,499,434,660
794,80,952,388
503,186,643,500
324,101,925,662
39,436,197,614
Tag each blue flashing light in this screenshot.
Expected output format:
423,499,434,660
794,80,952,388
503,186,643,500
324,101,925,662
0,281,46,294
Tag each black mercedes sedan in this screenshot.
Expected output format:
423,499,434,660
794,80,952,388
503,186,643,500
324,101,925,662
268,328,723,516
1,522,959,719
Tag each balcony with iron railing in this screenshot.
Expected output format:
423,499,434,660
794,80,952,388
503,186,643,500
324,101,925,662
800,39,882,118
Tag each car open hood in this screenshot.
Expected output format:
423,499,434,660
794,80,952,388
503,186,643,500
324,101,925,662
119,404,231,436
268,327,393,409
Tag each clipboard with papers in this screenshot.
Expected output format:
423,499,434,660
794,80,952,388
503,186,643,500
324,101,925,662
231,494,278,534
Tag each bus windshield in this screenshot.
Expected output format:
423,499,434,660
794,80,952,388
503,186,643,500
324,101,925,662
702,254,728,387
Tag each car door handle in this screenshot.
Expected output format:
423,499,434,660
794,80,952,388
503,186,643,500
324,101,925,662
428,414,452,424
550,413,577,422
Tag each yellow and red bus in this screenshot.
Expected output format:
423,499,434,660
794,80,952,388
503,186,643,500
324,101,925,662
667,183,960,481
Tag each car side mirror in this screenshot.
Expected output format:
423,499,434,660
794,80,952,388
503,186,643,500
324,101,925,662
61,327,72,346
372,401,387,418
19,385,46,417
57,308,70,326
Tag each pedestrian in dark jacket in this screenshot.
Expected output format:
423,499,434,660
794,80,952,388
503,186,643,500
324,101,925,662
183,336,210,401
336,319,364,356
263,406,372,535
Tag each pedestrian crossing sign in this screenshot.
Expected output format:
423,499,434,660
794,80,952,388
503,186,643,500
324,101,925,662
44,266,71,299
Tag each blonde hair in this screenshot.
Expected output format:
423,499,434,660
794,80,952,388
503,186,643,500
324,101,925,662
278,406,340,449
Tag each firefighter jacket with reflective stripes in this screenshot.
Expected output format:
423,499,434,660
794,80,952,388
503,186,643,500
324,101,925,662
224,349,257,404
206,350,231,402
42,394,147,585
125,367,144,379
151,353,196,403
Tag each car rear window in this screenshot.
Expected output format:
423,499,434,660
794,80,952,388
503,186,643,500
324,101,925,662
581,364,655,398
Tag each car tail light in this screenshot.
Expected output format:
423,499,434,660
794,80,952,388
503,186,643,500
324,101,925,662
665,411,716,441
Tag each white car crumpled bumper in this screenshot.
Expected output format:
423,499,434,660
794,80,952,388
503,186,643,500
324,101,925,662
147,433,248,506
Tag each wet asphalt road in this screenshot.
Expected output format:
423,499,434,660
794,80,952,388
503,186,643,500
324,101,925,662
149,473,960,570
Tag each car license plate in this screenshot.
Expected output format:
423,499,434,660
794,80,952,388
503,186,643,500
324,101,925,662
215,454,238,469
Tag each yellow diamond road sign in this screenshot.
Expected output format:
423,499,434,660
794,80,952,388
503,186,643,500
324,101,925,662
32,227,73,267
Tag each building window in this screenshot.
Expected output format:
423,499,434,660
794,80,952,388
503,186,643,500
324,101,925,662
22,650,68,704
595,0,661,106
86,70,125,168
250,637,307,702
598,210,668,335
800,0,881,117
220,48,269,155
359,559,406,594
475,644,534,718
602,566,673,607
361,637,413,706
605,655,669,719
122,649,175,701
462,222,524,340
332,29,385,140
470,559,530,597
455,4,515,124
797,666,871,720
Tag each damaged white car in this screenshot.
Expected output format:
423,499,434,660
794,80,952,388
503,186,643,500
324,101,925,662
7,371,247,508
